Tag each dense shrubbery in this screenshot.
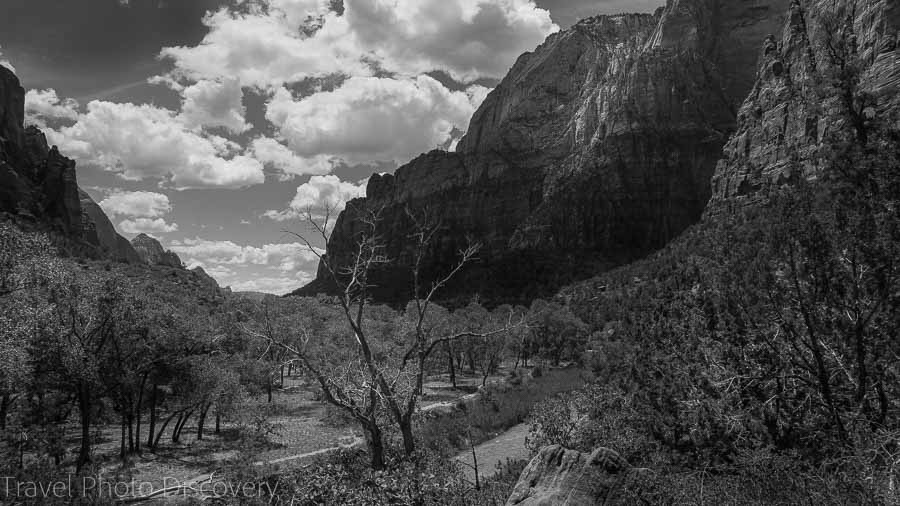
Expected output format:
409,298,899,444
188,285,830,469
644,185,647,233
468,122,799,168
534,124,900,501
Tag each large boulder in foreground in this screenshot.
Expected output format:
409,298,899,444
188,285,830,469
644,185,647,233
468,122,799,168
507,446,644,505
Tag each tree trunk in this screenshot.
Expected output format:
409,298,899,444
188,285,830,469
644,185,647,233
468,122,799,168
153,411,179,449
77,389,92,471
120,416,127,461
0,394,10,431
366,423,386,470
147,386,157,449
197,404,210,440
135,374,148,454
399,416,415,457
172,409,194,443
447,344,457,389
127,414,135,453
267,378,273,403
215,411,221,435
280,365,285,387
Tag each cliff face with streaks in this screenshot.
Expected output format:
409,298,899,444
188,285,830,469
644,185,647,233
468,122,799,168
708,0,900,209
297,0,792,304
0,65,141,262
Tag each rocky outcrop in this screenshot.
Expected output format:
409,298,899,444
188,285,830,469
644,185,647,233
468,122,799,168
506,445,644,505
708,0,900,209
131,233,183,268
0,67,83,238
79,190,142,263
297,0,792,304
0,65,138,262
191,266,226,298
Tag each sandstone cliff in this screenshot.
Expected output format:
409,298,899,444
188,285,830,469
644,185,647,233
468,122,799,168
708,0,900,209
79,190,143,263
0,65,140,262
131,233,184,268
296,0,792,304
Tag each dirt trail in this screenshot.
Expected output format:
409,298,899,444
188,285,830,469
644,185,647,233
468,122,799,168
453,423,532,484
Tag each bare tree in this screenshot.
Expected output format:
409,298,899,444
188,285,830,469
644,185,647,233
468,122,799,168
258,201,519,468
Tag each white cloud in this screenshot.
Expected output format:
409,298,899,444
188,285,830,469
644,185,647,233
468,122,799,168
228,273,314,295
466,84,492,111
99,191,172,218
119,218,179,234
266,75,481,165
343,0,557,82
46,100,265,189
169,238,322,268
263,174,366,222
24,89,80,126
250,136,334,179
158,0,556,88
160,7,365,89
179,78,251,134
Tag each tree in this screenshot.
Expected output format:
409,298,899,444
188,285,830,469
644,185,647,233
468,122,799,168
528,299,588,366
258,202,517,468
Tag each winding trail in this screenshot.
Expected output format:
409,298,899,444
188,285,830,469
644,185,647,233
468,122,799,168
453,423,532,484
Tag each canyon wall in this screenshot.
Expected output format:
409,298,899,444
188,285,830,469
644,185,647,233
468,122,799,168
297,0,792,304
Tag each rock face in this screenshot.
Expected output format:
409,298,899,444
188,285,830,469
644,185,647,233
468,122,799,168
79,190,143,263
0,65,139,262
191,266,226,298
297,0,791,304
131,233,183,268
708,0,900,209
506,445,643,505
0,66,83,238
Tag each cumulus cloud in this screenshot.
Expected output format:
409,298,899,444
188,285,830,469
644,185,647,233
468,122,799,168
228,273,314,295
99,191,172,218
119,218,179,234
24,89,80,126
179,78,251,134
343,0,557,82
160,6,364,89
159,0,555,87
171,236,322,294
250,136,334,178
266,76,482,165
46,100,265,189
169,238,322,269
263,174,366,222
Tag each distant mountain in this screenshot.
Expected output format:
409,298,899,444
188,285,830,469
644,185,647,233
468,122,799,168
131,233,183,268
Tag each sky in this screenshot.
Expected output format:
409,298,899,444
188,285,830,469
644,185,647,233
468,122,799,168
0,0,662,295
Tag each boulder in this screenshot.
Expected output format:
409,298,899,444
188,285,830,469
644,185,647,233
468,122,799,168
507,445,644,505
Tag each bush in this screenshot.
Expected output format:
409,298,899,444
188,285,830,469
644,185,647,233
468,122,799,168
216,448,520,505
